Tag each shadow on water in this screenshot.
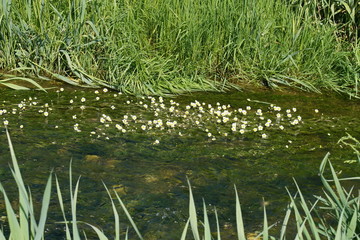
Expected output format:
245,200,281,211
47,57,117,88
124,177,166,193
0,87,359,239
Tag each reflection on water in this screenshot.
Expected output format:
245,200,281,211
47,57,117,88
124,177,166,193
0,87,359,238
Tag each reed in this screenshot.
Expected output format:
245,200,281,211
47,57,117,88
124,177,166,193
0,0,358,95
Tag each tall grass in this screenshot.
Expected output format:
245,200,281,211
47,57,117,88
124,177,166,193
0,128,359,239
0,0,359,95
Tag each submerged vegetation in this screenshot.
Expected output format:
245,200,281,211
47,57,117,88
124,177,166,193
0,128,359,239
0,0,359,95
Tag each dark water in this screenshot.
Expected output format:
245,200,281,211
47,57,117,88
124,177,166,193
0,87,359,239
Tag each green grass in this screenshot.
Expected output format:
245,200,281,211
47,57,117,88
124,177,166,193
1,127,359,239
0,0,359,95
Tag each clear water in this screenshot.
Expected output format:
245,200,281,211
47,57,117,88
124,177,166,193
0,87,359,239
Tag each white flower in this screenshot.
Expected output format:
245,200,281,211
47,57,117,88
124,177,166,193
81,97,86,102
100,117,106,123
3,120,9,125
246,106,251,110
103,88,108,93
73,115,77,119
111,105,116,110
20,125,24,129
141,125,146,130
80,105,85,110
258,125,263,131
95,90,99,94
44,112,49,117
291,119,299,125
314,109,319,113
115,124,122,130
207,133,212,137
239,129,245,134
96,97,100,101
60,88,64,92
261,133,267,139
292,108,297,112
153,140,160,144
279,125,284,130
222,117,229,123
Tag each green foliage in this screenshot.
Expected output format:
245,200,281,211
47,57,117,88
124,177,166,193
0,73,46,91
0,0,359,95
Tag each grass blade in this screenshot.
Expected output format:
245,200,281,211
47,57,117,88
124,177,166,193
203,199,211,240
180,218,190,240
84,223,109,240
34,173,52,240
103,182,120,240
55,176,71,240
187,179,200,240
234,185,246,240
263,199,269,240
214,207,221,240
113,191,144,240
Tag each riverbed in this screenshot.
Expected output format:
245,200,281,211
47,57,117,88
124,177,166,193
0,86,359,239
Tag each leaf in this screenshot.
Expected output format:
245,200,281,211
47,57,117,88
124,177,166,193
0,82,30,90
113,191,144,240
187,179,200,240
203,199,211,240
235,185,246,240
34,173,52,240
180,218,190,240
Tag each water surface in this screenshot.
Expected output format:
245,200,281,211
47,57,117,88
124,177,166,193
0,87,359,239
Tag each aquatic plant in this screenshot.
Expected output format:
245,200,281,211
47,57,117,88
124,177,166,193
1,87,307,144
0,73,45,91
0,127,359,239
0,0,358,96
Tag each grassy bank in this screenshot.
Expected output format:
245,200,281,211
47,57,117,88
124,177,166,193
0,0,359,95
